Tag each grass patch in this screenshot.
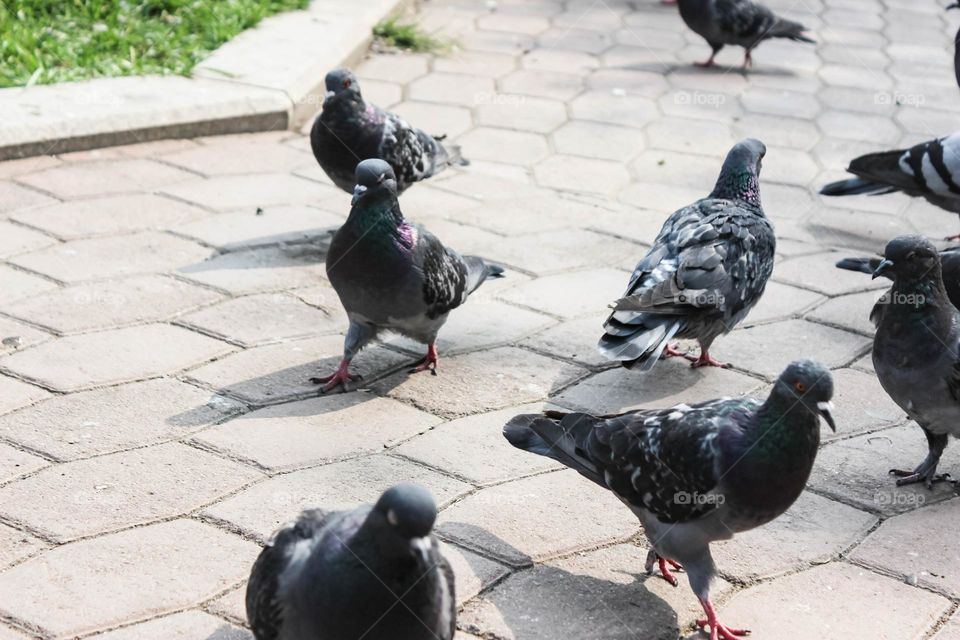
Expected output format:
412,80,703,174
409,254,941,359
0,0,310,88
373,18,451,54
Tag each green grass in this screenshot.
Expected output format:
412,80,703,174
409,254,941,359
373,18,450,54
0,0,310,88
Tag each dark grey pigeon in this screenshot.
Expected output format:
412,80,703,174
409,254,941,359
246,484,456,640
504,360,835,640
837,247,960,310
310,68,466,194
313,158,503,392
598,138,775,370
870,235,960,488
678,0,815,68
821,133,960,240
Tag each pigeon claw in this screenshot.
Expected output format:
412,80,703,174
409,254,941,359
889,467,951,489
310,359,361,393
409,343,439,376
690,349,729,369
696,618,751,640
662,343,697,361
657,557,684,587
945,233,960,242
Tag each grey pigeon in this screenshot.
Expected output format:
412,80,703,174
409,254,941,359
870,235,960,488
837,247,960,310
313,158,503,392
310,69,466,194
598,138,775,370
246,484,455,640
504,360,835,640
820,133,960,240
678,0,815,68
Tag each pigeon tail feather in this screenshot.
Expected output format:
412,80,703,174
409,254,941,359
820,176,899,196
443,143,469,167
598,317,682,372
770,18,815,43
503,413,605,487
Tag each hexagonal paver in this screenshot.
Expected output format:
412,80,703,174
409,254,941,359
202,454,470,540
88,611,250,640
0,442,263,541
497,268,629,319
162,138,313,176
392,101,475,138
741,87,821,119
177,244,322,295
433,51,518,79
0,221,56,258
0,378,242,461
185,335,409,405
552,120,645,161
934,610,960,640
4,275,222,334
409,73,496,107
10,194,207,239
477,13,550,35
437,470,639,566
160,173,337,210
570,90,657,128
9,232,209,284
521,316,610,367
1,324,234,392
0,265,58,304
774,252,890,296
194,393,442,472
521,49,598,74
0,442,48,484
817,110,902,144
715,563,948,640
534,154,630,195
481,227,637,274
742,281,825,325
0,182,57,214
807,290,881,336
173,204,342,250
16,159,194,199
0,520,257,638
457,127,550,165
0,374,49,417
0,524,46,571
476,94,568,133
499,69,584,100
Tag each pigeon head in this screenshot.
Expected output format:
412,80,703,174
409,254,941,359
771,360,835,432
324,68,361,104
373,484,438,540
710,138,766,205
352,159,397,205
873,235,941,283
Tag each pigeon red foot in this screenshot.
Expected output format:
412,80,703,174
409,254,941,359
310,359,361,393
697,598,750,640
691,348,729,368
409,343,439,375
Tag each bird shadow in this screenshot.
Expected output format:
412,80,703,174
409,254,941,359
178,230,333,277
445,524,687,640
204,624,251,640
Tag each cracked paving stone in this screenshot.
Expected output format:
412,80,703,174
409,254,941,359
185,334,409,405
0,442,263,542
0,519,258,639
372,346,586,418
437,470,639,566
202,454,470,540
193,394,442,473
0,523,46,570
459,543,732,640
0,324,234,393
87,611,251,640
0,378,242,461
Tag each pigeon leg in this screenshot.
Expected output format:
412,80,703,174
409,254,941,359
890,429,949,488
741,49,754,70
695,52,718,67
690,343,729,368
310,358,362,393
696,597,750,640
645,550,684,586
409,343,439,376
946,232,960,242
662,343,697,361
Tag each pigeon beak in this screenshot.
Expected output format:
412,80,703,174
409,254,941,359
872,258,894,279
817,401,837,432
351,184,368,206
411,537,431,565
324,90,336,99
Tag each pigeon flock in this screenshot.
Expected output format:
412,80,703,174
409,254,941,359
241,2,960,640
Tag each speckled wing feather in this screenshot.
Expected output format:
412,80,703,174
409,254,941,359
715,0,777,43
378,110,454,189
413,227,500,320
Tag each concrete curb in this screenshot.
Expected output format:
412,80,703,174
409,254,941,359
0,0,408,161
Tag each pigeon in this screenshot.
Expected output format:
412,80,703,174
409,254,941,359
504,360,835,640
869,235,960,488
950,3,960,91
836,246,960,310
598,138,775,370
310,68,467,194
246,484,456,640
820,133,960,240
313,158,503,392
677,0,815,68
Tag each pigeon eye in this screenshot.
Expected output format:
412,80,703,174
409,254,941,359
795,382,807,393
343,79,352,88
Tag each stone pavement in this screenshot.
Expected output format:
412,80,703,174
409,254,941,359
0,0,959,638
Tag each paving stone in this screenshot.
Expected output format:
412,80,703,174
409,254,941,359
0,624,28,639
551,120,645,161
170,204,342,251
0,156,61,179
0,183,56,213
1,324,233,392
409,73,496,107
0,317,49,354
818,367,904,439
433,51,518,79
713,491,876,582
810,424,958,517
10,195,207,239
357,53,430,83
88,611,251,640
774,252,890,296
0,222,55,258
0,375,49,417
441,541,510,605
732,113,821,151
496,268,629,319
742,281,825,325
205,587,247,625
16,159,194,200
460,29,536,55
534,154,630,195
449,192,602,235
933,610,960,640
806,289,881,336
185,335,409,405
193,394,442,472
741,87,821,119
0,378,242,462
587,68,670,99
4,275,222,334
0,524,46,570
851,498,960,598
372,346,585,418
570,90,657,128
481,227,636,274
0,520,257,638
395,403,560,485
179,292,340,347
476,94,568,133
499,69,583,100
714,562,949,640
0,265,58,304
457,127,550,165
0,442,263,542
437,470,639,566
9,232,209,284
162,138,313,176
522,316,610,367
160,174,337,211
178,244,322,295
477,12,550,34
0,443,48,484
817,110,902,145
392,101,474,138
202,454,470,539
461,542,733,640
521,49,599,74
555,358,764,415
